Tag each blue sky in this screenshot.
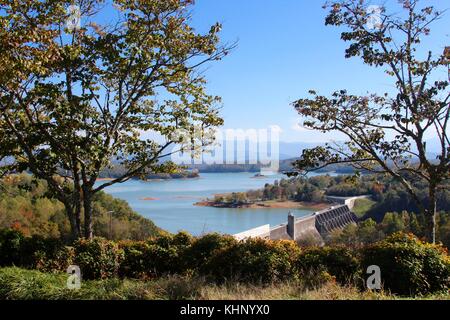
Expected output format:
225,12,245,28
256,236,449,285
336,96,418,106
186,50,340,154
184,0,450,143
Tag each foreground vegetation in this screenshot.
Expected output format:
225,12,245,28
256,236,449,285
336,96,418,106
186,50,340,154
1,267,449,300
0,229,448,298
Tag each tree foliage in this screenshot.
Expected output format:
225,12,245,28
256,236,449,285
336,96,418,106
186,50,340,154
292,0,450,242
0,0,234,238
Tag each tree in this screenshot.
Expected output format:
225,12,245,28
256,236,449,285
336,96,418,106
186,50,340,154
291,0,449,243
0,0,234,239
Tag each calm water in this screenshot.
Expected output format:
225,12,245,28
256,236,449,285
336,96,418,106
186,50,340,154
99,172,316,236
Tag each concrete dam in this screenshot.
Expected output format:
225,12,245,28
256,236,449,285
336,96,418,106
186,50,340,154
233,204,359,243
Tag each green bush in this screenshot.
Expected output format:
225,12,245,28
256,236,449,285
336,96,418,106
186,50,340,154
172,231,194,247
361,232,450,296
184,233,237,272
119,232,194,279
144,243,182,276
145,233,192,276
1,228,449,296
0,229,24,266
296,246,361,285
118,240,150,279
20,235,73,272
204,238,301,283
73,237,123,280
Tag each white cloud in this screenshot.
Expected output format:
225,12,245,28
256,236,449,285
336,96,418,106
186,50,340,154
291,118,308,132
269,124,283,133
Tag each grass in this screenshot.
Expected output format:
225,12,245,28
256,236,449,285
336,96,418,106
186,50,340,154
1,267,449,300
352,198,377,217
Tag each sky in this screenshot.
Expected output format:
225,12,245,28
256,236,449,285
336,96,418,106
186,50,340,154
181,0,450,143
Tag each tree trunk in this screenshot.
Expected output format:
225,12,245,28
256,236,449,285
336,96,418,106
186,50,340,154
63,203,81,241
75,201,82,239
426,186,437,244
67,206,79,241
45,179,82,240
426,211,436,244
83,189,93,239
73,168,83,239
59,191,84,240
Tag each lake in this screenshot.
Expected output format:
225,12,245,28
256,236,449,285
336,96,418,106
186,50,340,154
100,172,318,236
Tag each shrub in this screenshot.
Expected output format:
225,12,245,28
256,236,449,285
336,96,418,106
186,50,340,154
361,232,450,296
184,233,237,272
119,232,195,278
20,235,73,272
172,231,194,247
296,246,361,285
145,233,188,276
118,240,150,279
0,229,25,266
203,238,301,284
144,243,180,276
73,237,123,280
2,228,448,296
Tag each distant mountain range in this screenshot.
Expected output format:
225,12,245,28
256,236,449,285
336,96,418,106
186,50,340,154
278,141,325,160
279,138,444,160
2,138,443,176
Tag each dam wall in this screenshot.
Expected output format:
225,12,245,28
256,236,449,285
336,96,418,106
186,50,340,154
234,204,358,242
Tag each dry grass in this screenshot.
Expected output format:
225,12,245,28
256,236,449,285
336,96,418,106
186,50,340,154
198,281,391,300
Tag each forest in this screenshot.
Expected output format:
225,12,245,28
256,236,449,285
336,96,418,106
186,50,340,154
0,174,162,242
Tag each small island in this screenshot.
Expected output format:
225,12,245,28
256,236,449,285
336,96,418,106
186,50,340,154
140,197,160,201
251,173,266,179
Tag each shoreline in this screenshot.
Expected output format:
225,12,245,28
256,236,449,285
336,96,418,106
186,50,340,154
194,199,330,210
96,176,201,183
